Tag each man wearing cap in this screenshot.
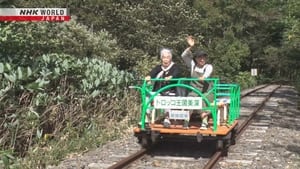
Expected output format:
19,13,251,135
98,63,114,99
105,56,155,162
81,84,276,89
181,36,213,130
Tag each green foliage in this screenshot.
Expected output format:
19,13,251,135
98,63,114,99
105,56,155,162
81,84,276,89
0,20,121,65
0,149,16,169
21,118,128,168
5,0,298,82
12,90,139,169
0,53,134,167
279,0,300,80
210,30,250,82
1,0,300,168
0,0,16,7
85,0,204,71
234,72,257,90
0,53,134,104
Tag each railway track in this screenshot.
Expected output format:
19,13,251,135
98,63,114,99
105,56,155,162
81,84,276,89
106,84,282,169
203,84,281,169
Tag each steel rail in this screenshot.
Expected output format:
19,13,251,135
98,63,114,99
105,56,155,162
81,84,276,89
107,148,149,169
202,84,281,169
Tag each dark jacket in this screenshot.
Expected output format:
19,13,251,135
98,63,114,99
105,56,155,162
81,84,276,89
149,63,180,94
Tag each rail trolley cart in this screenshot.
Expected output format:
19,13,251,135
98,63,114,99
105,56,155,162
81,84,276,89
131,78,240,150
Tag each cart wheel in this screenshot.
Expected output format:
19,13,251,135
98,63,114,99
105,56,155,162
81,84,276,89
224,139,231,148
231,126,238,145
137,136,142,143
216,139,224,150
222,147,229,156
141,136,152,148
231,134,236,145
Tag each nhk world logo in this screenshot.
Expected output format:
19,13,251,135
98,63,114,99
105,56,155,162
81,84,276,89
0,8,70,22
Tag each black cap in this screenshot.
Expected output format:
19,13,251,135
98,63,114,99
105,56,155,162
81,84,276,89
193,50,208,58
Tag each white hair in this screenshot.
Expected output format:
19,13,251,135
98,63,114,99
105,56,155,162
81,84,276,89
160,48,172,59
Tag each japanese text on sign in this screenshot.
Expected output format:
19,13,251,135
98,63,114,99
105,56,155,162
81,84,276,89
153,96,202,109
169,110,190,120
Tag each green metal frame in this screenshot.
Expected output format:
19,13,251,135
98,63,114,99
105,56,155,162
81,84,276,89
215,84,241,125
131,78,240,132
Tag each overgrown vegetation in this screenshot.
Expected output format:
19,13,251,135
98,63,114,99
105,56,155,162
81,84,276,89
0,0,299,168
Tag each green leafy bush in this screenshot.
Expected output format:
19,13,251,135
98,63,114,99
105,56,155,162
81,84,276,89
234,71,257,90
0,53,134,165
0,19,121,65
